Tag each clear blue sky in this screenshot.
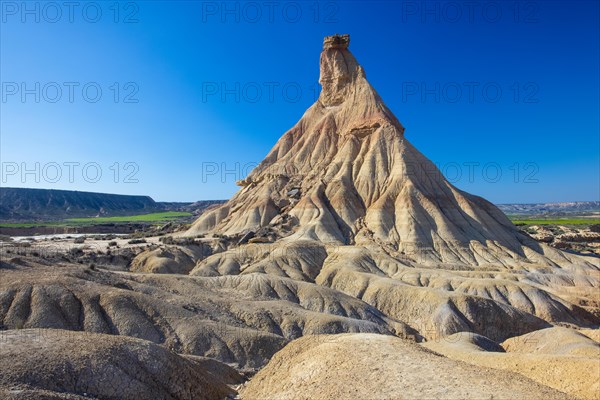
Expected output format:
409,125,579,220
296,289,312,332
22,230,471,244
1,0,598,203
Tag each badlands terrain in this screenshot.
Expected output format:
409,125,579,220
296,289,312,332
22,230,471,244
0,34,598,399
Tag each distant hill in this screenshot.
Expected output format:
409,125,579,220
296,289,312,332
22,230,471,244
0,187,224,221
497,201,599,216
2,187,596,222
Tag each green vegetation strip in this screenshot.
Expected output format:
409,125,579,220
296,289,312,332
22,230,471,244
66,211,192,223
511,219,598,226
0,212,192,227
0,221,67,228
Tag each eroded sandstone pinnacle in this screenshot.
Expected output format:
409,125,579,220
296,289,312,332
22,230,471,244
183,34,596,276
319,34,358,106
323,33,350,49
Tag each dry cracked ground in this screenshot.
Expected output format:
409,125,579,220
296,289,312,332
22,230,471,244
1,34,599,400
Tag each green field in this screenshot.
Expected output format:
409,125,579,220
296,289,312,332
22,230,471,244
0,211,192,228
510,218,599,226
66,211,192,223
0,221,66,228
3,212,597,229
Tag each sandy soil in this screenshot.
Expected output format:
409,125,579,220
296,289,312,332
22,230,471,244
240,333,574,400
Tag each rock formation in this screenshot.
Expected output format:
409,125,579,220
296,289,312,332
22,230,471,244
1,34,598,400
184,35,596,272
182,34,599,340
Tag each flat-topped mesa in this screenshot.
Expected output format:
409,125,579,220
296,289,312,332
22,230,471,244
323,34,350,49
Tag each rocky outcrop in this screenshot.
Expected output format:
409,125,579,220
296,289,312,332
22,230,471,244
183,35,597,273
180,34,599,340
0,329,235,400
524,224,600,255
323,33,350,49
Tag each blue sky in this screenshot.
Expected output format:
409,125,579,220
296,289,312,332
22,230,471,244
1,0,598,203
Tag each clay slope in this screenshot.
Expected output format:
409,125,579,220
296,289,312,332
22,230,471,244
0,257,412,369
316,244,599,340
0,329,235,400
186,237,598,341
423,328,600,399
240,333,573,400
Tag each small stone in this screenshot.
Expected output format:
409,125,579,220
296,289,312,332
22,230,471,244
248,237,270,244
238,231,255,245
